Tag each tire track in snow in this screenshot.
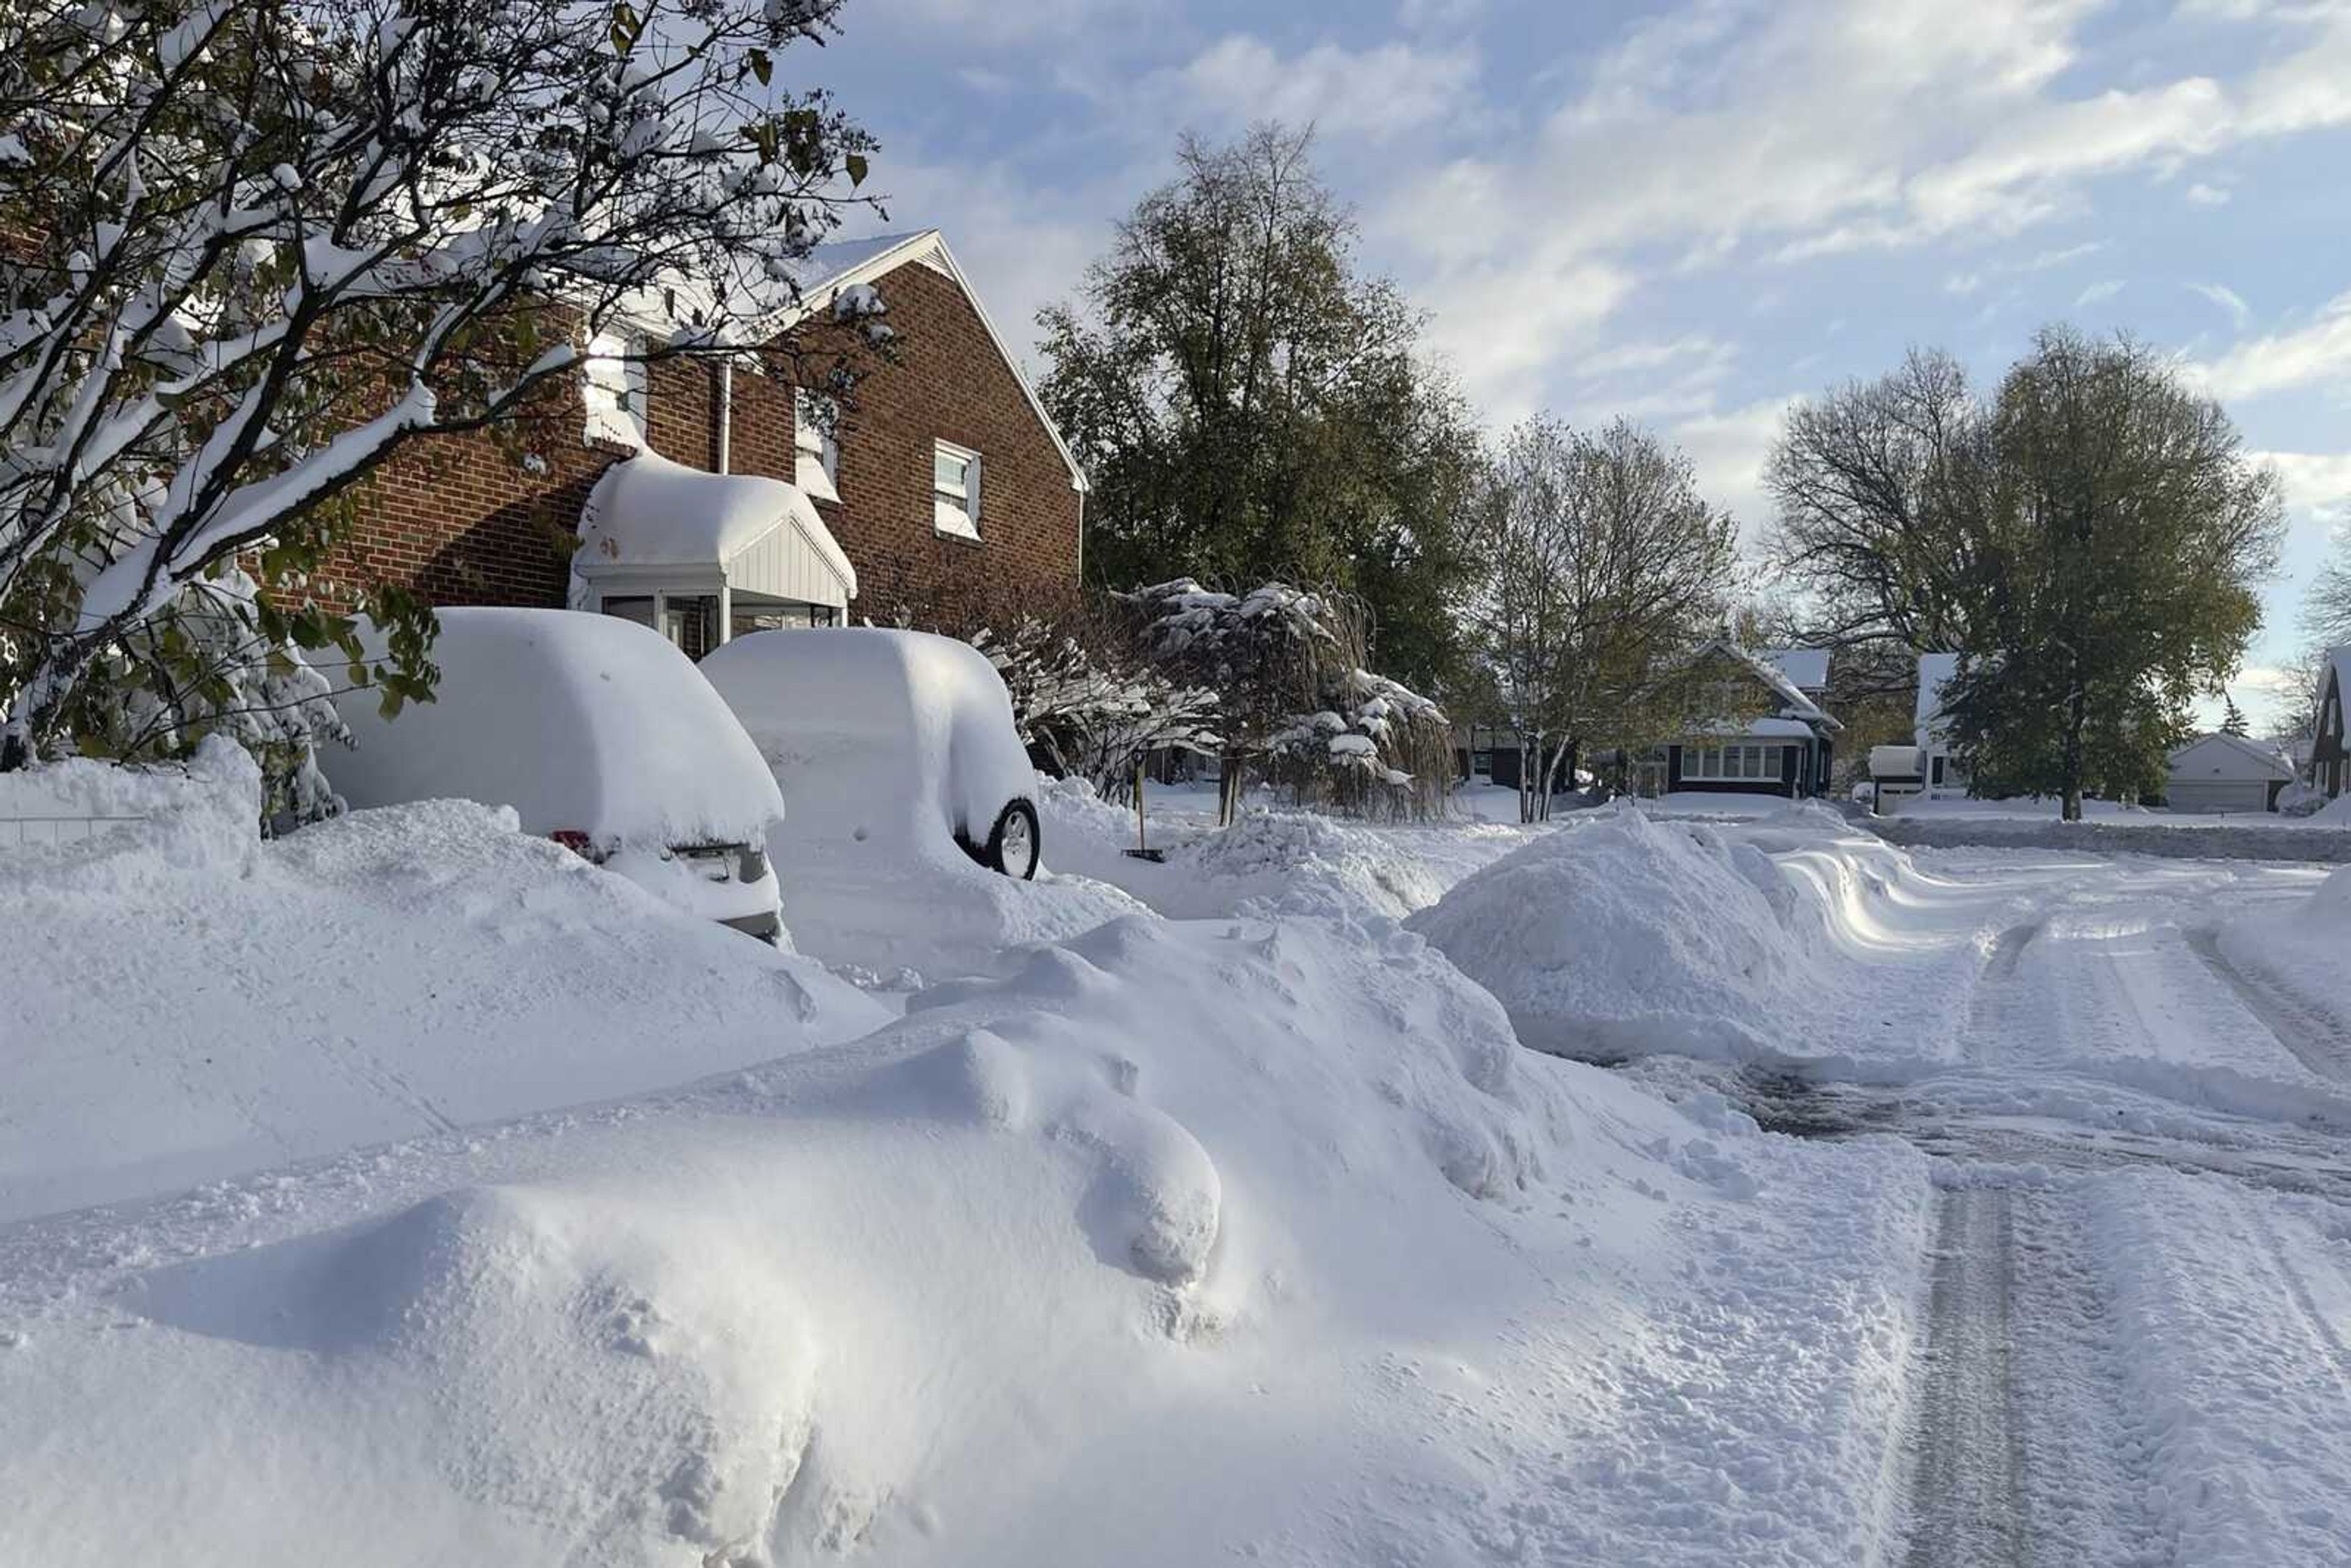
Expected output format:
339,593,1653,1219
1902,1185,2026,1568
2244,1198,2351,1390
2184,926,2351,1087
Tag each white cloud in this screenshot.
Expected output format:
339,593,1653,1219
2189,280,2254,329
2186,181,2233,204
2193,291,2351,400
2255,450,2351,527
2074,277,2126,306
1166,36,1479,141
1670,396,1802,546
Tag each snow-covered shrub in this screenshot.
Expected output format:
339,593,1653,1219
1121,578,1453,822
968,617,1219,799
32,566,353,831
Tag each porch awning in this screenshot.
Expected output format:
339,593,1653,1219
577,449,857,610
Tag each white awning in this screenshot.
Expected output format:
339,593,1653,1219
576,450,857,610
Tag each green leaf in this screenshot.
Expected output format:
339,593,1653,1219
845,152,868,187
748,48,771,87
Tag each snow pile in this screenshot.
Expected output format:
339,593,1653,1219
2214,865,2351,1041
1408,805,1985,1067
1407,807,1812,1060
0,733,262,887
1036,781,1543,923
0,767,883,1222
0,909,1938,1567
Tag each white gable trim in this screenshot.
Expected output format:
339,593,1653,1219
771,230,1089,495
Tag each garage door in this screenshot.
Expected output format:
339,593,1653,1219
2167,778,2269,814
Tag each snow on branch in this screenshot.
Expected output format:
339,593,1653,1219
0,0,879,768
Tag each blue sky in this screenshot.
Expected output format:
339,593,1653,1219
807,0,2350,725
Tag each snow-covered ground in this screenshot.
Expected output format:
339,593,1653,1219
9,760,2351,1566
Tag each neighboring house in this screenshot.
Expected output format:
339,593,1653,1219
2164,732,2295,814
1654,641,1842,799
322,229,1087,655
1759,646,1831,704
1914,652,1970,798
2315,646,2349,800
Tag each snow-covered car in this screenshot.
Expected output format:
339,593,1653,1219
324,608,787,942
699,628,1040,879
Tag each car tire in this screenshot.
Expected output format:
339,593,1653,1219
986,797,1040,880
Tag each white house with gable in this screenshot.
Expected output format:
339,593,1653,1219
1914,652,1969,798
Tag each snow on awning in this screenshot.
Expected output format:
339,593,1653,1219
576,449,857,609
1694,716,1823,740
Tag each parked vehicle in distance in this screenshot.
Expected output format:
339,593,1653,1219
323,608,786,942
699,627,1041,879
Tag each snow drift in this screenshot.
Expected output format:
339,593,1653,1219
1406,803,1987,1068
0,746,883,1222
1,904,1936,1568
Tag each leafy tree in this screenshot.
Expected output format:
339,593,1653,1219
0,0,877,777
1463,417,1737,820
2219,692,2250,737
1940,329,2284,816
1037,124,1480,694
1771,328,2284,819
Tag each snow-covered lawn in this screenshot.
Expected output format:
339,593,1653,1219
8,762,2351,1566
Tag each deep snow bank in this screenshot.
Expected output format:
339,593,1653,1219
1038,776,1542,921
1,909,1936,1568
2215,865,2351,1043
1407,804,1991,1068
0,750,884,1222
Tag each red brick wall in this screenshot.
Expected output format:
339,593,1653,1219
310,252,1082,621
806,260,1084,618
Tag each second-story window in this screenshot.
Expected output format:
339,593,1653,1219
933,440,981,540
582,331,647,448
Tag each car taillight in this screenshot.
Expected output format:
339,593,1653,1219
550,829,601,863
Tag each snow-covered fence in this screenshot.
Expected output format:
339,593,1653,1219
1864,816,2351,865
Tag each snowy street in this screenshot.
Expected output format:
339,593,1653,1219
6,773,2351,1566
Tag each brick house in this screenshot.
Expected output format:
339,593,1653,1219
323,230,1087,655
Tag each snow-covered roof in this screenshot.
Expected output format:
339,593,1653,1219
1916,653,1962,729
576,450,855,604
2167,731,2297,781
1694,640,1841,732
2330,644,2351,707
1695,716,1823,740
1760,647,1830,692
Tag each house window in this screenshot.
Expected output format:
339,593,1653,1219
583,331,647,448
934,440,981,540
795,391,841,503
600,595,654,629
1683,743,1783,782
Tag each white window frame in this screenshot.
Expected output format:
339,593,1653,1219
1683,742,1784,783
933,438,981,541
795,389,841,503
583,331,648,448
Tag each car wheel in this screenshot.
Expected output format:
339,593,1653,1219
986,798,1040,880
